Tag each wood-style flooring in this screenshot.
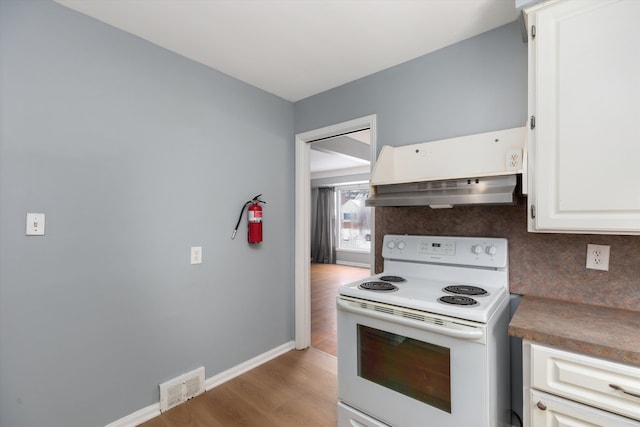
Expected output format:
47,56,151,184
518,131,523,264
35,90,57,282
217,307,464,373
310,263,370,356
139,348,337,427
138,263,369,427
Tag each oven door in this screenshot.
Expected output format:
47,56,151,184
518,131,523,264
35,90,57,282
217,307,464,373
337,295,491,427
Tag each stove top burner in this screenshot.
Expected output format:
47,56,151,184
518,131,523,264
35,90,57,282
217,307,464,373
359,281,399,292
438,295,478,306
443,285,488,296
379,275,406,283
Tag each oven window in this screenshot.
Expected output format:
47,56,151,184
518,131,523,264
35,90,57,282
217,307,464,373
357,325,451,413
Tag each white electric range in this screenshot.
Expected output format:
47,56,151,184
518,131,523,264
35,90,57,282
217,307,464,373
337,234,511,427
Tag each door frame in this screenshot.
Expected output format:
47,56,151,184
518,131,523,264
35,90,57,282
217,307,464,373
294,114,377,349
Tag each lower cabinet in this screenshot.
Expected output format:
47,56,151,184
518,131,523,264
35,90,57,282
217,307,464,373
523,341,640,427
531,389,639,427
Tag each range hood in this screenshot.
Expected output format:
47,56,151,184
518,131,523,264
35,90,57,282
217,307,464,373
366,126,526,208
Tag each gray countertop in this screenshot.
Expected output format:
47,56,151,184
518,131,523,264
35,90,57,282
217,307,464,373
509,296,640,367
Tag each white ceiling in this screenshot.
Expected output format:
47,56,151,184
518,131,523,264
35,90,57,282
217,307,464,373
309,149,369,176
55,0,519,102
310,129,370,176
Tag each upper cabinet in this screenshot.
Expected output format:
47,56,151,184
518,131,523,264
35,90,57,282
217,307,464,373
525,0,640,235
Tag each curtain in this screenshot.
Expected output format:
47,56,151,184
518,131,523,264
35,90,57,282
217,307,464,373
311,186,336,264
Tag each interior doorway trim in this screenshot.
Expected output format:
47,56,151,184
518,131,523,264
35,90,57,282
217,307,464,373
294,114,377,349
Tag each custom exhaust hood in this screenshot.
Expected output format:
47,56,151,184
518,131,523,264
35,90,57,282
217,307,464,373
365,127,527,208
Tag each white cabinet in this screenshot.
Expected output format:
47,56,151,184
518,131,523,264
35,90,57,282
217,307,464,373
530,389,640,427
523,341,640,427
525,0,640,234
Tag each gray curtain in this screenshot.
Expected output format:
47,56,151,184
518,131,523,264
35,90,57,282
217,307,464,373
311,187,336,264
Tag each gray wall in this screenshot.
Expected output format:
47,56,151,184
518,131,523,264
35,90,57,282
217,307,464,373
0,1,294,426
295,21,527,149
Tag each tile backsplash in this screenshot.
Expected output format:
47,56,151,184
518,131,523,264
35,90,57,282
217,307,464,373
374,198,640,312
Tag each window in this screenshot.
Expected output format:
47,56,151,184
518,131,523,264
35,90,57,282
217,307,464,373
337,185,371,251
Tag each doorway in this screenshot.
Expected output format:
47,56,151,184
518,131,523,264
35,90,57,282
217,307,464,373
310,263,370,355
294,114,377,350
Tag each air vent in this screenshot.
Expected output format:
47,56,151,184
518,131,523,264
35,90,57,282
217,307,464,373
416,180,459,191
402,311,447,327
159,379,183,412
159,367,205,412
402,312,426,322
375,305,394,315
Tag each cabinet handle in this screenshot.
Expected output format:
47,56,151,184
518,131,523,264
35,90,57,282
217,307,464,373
609,383,640,399
536,401,547,411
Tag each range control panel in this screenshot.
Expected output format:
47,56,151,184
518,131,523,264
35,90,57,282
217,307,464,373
419,240,456,256
382,234,508,269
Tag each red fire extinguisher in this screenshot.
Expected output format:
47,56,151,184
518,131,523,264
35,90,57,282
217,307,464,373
232,194,266,243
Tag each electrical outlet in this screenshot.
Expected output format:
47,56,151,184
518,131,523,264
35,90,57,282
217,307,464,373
190,246,202,264
506,150,522,170
586,244,610,271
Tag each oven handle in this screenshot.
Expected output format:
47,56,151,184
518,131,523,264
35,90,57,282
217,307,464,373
337,298,484,341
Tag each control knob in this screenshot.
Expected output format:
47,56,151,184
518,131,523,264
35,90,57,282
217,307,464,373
471,244,483,255
485,245,497,256
387,241,396,249
397,241,406,250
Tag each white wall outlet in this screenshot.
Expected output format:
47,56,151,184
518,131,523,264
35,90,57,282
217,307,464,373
190,246,202,264
506,149,522,170
26,213,45,236
586,244,610,271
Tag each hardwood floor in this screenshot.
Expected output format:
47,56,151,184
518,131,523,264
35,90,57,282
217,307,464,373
310,263,371,356
140,348,337,427
138,264,369,427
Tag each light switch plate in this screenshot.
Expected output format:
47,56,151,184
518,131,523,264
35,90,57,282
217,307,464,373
190,246,202,264
26,213,45,235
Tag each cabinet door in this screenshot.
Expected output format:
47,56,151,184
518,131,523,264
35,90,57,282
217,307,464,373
527,0,640,234
531,389,640,427
530,344,640,421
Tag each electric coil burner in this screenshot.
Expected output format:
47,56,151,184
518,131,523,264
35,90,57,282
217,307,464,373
438,295,479,306
443,285,488,296
379,275,406,282
358,281,398,292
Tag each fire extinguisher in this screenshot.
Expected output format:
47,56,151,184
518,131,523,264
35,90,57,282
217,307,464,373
231,194,266,243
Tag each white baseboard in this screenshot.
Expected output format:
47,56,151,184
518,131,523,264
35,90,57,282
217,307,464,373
104,403,160,427
336,260,370,268
105,341,296,427
205,341,295,390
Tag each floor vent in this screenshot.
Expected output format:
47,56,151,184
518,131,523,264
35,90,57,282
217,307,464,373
159,366,205,412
